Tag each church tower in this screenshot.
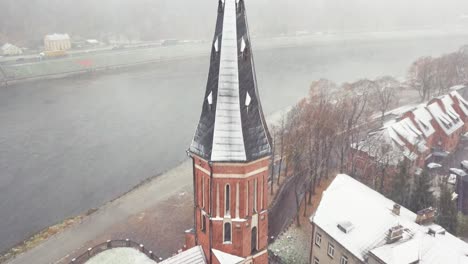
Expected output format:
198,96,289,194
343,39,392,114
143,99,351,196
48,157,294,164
187,0,272,263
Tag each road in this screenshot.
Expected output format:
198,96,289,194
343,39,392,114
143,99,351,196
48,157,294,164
2,33,468,254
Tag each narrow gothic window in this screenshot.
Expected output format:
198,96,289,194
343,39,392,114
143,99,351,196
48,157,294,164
201,214,206,232
251,226,257,254
225,184,231,216
202,176,205,208
224,222,231,242
253,179,257,213
245,182,249,216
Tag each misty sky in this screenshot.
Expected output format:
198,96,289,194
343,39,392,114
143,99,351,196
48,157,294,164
1,0,468,46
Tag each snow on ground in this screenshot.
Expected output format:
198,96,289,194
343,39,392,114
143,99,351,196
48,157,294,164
85,248,155,264
269,224,310,264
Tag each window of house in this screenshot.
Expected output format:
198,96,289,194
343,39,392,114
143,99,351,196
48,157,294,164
224,222,231,242
315,232,322,247
340,255,348,264
327,243,335,258
313,257,319,264
225,184,230,216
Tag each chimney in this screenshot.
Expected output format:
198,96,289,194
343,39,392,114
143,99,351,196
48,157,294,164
387,225,404,244
392,204,401,216
415,207,436,225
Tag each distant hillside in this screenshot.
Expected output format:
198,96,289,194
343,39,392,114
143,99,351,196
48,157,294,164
1,0,467,48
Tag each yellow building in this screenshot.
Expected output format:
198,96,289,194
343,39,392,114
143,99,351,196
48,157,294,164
44,34,71,51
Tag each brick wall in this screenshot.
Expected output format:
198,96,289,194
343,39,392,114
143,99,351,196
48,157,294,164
192,155,270,262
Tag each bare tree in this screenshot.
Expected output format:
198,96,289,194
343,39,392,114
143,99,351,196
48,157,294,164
409,56,435,101
276,116,286,186
371,76,400,126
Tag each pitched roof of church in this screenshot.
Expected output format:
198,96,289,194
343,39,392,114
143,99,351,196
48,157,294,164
189,0,272,162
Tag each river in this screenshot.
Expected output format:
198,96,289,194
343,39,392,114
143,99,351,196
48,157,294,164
0,33,467,253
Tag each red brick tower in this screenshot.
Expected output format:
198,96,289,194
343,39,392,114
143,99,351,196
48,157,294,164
188,0,272,263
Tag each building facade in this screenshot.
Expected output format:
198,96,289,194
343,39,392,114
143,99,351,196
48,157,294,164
186,0,272,263
310,174,468,264
44,33,71,51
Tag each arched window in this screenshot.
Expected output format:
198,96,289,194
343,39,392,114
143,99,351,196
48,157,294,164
225,184,231,216
251,227,258,254
224,223,231,242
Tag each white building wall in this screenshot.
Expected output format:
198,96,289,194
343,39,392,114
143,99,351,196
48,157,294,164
311,225,363,264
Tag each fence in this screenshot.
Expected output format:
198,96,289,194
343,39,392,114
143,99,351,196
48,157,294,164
70,239,162,264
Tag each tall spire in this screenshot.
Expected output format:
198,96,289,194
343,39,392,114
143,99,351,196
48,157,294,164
190,0,272,162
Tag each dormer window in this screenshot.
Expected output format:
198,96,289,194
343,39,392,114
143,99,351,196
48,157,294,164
245,92,252,113
240,37,247,58
213,37,219,53
207,91,213,111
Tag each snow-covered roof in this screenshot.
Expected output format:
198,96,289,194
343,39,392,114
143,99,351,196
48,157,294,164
356,89,468,167
311,174,468,263
451,91,468,116
85,248,156,264
190,0,272,162
159,246,206,264
427,162,442,169
356,117,425,165
45,33,70,41
450,168,468,177
210,0,246,161
212,249,244,264
427,97,464,136
450,85,466,91
411,105,435,137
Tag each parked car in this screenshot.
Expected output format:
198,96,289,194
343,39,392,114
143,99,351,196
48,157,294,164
461,160,468,171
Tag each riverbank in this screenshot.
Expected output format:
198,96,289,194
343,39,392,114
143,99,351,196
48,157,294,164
2,29,468,85
3,159,193,264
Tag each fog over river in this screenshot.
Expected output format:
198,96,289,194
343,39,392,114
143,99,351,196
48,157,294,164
0,34,467,252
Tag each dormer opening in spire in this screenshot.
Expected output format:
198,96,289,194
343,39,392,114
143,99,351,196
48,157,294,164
245,91,252,113
207,91,213,111
213,37,219,53
240,37,247,58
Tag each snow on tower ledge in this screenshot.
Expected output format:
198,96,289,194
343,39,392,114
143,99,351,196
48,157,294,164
189,0,272,162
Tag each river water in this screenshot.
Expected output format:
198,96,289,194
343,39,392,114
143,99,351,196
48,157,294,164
0,34,467,253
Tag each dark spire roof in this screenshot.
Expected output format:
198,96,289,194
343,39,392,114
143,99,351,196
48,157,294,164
189,0,272,162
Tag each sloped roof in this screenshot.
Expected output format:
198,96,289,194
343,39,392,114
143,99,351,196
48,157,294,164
427,96,464,136
159,246,206,264
45,33,70,41
311,174,468,263
356,90,467,165
85,248,156,264
212,249,244,264
189,0,272,162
